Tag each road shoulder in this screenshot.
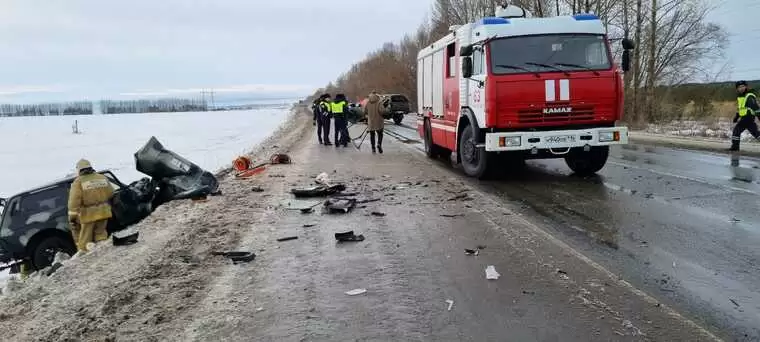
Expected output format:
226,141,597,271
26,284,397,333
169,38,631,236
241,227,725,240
629,131,760,157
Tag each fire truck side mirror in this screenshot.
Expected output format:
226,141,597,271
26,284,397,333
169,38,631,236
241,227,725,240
621,50,631,72
460,45,474,57
621,38,635,51
462,57,474,78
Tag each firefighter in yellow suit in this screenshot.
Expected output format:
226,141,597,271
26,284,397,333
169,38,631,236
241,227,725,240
67,159,114,252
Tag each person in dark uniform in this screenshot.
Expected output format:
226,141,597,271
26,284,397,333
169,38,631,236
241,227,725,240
313,96,326,144
319,94,333,145
730,81,760,151
311,98,319,126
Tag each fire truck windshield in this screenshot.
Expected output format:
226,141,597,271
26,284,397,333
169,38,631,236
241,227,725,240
489,34,610,75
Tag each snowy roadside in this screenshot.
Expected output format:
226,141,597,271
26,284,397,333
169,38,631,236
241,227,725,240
0,105,313,341
630,119,760,155
0,106,294,291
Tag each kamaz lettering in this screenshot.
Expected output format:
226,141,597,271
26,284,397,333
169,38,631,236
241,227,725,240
543,107,572,114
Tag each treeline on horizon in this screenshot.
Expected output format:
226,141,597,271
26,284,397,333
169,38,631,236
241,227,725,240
315,0,735,123
0,97,208,117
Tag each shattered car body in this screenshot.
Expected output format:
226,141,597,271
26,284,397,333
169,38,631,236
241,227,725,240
0,136,220,272
135,136,220,206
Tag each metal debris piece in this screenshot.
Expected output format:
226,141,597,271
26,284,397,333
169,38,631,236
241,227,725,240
445,299,454,311
485,265,500,280
345,288,367,296
441,214,465,218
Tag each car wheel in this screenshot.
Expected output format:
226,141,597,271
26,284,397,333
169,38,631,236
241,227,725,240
31,235,76,270
393,114,403,125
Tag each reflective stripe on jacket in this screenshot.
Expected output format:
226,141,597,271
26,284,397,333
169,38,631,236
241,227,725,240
68,172,114,223
330,101,347,116
737,93,757,117
319,101,331,115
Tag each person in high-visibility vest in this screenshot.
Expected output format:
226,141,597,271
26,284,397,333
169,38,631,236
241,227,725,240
730,81,760,151
331,94,350,147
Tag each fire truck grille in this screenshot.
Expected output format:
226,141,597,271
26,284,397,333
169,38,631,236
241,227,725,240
517,105,594,123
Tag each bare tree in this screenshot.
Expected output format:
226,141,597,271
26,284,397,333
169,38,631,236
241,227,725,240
646,0,658,122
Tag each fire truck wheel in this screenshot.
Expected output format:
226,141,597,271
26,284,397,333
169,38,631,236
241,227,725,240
459,124,492,179
424,120,438,158
564,146,609,176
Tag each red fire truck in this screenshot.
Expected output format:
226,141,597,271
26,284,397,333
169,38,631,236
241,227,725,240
416,5,635,179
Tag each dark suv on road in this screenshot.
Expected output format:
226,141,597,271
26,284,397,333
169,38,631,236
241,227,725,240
381,94,411,125
0,171,128,271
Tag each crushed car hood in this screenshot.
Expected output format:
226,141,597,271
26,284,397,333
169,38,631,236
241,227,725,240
134,136,220,204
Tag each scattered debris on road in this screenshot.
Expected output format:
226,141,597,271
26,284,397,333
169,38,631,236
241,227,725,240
441,214,465,218
335,231,365,242
485,265,500,280
729,298,740,307
316,172,331,185
345,288,367,296
277,236,298,242
251,186,265,192
302,224,316,228
324,198,357,214
370,211,386,217
522,290,536,295
211,251,256,264
291,184,346,198
447,193,471,201
445,299,454,311
283,199,322,211
464,249,479,256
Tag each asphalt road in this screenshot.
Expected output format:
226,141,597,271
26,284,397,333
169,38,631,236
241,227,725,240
386,120,760,341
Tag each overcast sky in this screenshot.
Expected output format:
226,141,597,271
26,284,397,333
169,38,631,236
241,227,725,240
0,0,757,103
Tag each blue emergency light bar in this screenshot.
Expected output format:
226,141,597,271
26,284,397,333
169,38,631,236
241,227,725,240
572,13,600,21
479,17,510,25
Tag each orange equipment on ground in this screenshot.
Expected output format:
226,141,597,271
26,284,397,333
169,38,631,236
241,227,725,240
233,153,291,179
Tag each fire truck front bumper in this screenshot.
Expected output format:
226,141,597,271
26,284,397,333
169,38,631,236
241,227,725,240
484,127,629,152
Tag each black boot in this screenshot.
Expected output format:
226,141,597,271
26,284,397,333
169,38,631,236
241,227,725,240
378,145,383,154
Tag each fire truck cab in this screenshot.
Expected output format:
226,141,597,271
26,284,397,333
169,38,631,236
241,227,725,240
416,5,635,179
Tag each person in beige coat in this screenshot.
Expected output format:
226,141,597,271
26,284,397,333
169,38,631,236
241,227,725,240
364,91,388,153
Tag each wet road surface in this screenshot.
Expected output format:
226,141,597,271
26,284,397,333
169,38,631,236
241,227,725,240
386,122,760,341
185,119,720,341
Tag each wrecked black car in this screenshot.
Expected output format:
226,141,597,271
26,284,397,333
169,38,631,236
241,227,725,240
0,136,219,272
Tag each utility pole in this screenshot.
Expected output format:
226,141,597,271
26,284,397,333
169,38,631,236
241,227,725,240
200,89,216,111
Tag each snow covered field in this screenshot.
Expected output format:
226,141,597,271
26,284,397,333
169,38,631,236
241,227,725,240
0,104,292,286
0,105,292,197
